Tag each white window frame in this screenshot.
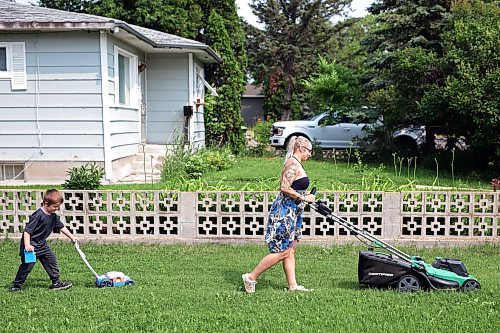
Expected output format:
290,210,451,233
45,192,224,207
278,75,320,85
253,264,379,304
0,44,11,78
194,63,218,100
113,46,138,108
0,42,27,90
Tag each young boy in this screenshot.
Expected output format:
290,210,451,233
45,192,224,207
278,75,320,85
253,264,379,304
10,189,78,292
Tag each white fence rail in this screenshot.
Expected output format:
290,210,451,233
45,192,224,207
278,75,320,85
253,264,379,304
1,190,498,245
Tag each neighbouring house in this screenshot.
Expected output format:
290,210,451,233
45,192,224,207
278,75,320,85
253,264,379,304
0,0,220,183
241,82,264,127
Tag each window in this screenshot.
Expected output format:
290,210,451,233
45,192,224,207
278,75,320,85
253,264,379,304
118,54,130,104
0,42,26,90
0,47,7,72
0,164,24,181
194,64,218,99
114,47,138,107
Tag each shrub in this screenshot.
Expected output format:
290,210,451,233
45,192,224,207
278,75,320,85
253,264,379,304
161,145,236,181
252,119,273,145
63,163,105,190
199,148,236,171
243,120,276,157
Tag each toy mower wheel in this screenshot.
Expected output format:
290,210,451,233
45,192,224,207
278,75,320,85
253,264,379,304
461,279,480,292
100,279,112,288
397,275,421,292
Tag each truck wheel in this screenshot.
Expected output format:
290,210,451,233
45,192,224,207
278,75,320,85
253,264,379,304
397,275,421,292
461,279,480,291
394,137,418,158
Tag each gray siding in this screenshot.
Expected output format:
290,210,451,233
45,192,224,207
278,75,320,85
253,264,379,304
107,36,143,160
0,32,104,162
146,53,189,144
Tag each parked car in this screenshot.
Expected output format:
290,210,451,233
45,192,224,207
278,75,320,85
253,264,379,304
269,110,426,154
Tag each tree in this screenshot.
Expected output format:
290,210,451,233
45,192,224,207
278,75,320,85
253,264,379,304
428,0,499,166
302,56,362,113
246,0,351,121
364,0,499,166
38,0,88,12
328,15,377,72
363,0,453,153
203,10,246,149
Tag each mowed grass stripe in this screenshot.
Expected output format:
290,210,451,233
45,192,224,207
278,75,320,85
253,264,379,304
1,241,498,332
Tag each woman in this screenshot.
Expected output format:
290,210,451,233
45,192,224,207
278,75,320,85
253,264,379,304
242,136,316,293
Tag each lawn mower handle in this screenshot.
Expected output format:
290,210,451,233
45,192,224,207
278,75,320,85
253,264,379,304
74,242,100,279
308,188,412,262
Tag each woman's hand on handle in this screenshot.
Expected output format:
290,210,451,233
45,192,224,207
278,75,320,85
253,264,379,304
303,193,316,203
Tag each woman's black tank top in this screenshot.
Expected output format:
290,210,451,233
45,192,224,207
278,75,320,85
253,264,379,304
291,177,309,191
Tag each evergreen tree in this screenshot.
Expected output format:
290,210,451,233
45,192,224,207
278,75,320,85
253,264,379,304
364,0,499,166
246,0,351,120
363,0,453,153
203,10,246,149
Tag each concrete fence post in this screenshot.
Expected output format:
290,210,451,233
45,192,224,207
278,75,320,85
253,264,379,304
383,192,401,240
179,192,196,239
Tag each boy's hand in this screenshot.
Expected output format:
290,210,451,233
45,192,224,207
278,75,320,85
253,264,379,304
73,238,78,244
25,245,34,252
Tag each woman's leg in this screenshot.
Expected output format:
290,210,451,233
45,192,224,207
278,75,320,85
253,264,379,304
248,247,292,281
282,241,298,289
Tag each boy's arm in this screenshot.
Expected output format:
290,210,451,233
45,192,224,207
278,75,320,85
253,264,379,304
60,227,78,243
23,232,34,252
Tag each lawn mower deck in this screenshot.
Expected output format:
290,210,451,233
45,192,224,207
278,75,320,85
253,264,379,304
75,243,134,288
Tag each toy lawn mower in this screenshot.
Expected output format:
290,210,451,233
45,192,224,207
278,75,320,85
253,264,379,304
309,189,480,292
74,242,134,288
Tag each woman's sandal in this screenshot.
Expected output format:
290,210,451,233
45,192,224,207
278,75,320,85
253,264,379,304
242,273,257,293
288,285,313,292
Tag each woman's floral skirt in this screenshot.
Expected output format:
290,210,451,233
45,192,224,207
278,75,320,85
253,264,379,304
265,191,305,253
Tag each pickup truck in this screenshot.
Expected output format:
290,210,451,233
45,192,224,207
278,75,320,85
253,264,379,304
269,111,425,154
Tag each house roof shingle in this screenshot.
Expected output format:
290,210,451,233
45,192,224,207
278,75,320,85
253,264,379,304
0,0,221,62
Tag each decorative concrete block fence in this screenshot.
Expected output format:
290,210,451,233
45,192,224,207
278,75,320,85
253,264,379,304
1,190,498,245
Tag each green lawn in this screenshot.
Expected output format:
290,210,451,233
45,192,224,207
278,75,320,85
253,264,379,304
0,157,491,191
1,241,498,332
198,157,491,191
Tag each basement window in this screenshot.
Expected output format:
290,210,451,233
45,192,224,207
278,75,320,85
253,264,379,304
0,164,24,181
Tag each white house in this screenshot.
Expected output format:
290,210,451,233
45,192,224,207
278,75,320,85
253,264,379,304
0,0,220,183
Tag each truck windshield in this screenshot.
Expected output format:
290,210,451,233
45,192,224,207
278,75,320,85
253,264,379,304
307,113,325,121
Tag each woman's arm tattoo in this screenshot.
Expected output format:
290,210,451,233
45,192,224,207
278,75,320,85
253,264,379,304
280,162,299,197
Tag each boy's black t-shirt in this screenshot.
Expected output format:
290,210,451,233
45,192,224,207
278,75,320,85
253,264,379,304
19,208,65,256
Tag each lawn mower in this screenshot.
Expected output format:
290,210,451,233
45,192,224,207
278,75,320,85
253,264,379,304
74,242,134,288
309,188,480,292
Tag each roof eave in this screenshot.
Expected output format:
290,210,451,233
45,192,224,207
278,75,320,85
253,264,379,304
116,23,222,64
0,21,222,64
0,22,116,31
155,44,222,63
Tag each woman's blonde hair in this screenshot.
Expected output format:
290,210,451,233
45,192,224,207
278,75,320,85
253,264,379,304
284,136,311,164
